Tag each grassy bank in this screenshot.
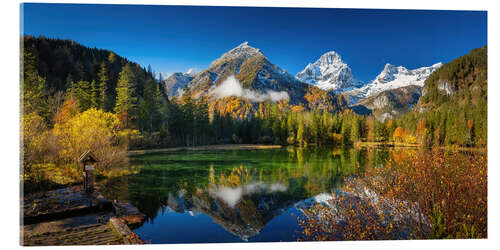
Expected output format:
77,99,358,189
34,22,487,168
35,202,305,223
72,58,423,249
128,144,282,156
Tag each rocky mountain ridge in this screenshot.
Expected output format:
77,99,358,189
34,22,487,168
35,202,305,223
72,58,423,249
295,51,362,91
162,42,441,117
343,62,442,105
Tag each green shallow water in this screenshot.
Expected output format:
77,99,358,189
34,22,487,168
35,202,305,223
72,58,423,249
99,146,394,243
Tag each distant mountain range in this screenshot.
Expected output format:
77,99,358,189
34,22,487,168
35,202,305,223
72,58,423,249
353,85,423,120
26,35,444,119
165,42,442,117
164,71,195,97
22,35,485,136
345,62,442,105
171,42,347,114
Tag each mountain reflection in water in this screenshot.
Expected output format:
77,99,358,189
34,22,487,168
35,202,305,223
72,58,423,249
99,147,397,243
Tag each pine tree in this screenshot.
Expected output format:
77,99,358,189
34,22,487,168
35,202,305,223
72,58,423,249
272,118,281,142
22,50,49,120
90,80,98,109
287,112,296,135
350,116,360,143
311,113,321,145
182,95,195,146
297,115,305,147
194,98,210,145
153,80,165,130
65,74,74,97
139,78,164,132
321,111,331,144
97,62,108,110
72,80,92,111
341,115,351,145
280,118,288,143
114,63,137,126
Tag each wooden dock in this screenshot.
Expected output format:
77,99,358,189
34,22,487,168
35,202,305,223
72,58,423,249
22,186,145,246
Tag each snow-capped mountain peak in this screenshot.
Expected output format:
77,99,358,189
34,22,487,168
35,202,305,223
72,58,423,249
186,68,198,76
317,51,344,65
181,41,320,105
376,63,410,83
164,72,194,97
346,62,442,105
211,42,263,67
372,62,442,87
296,50,355,91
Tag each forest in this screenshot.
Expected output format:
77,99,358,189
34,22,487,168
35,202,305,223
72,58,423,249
21,36,487,193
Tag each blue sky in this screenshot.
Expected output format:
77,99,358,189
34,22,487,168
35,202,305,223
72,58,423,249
21,4,487,81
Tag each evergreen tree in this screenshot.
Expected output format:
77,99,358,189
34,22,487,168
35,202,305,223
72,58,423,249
321,111,331,144
114,63,138,126
182,95,195,146
297,115,305,147
350,116,360,143
341,115,351,145
311,113,321,145
73,80,92,111
65,74,74,97
280,118,288,144
22,50,50,120
152,80,165,130
90,80,98,109
194,98,210,145
138,78,162,132
272,118,281,142
97,62,109,110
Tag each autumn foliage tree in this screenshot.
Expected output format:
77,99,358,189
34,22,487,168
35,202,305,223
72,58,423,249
416,119,428,144
392,126,407,142
53,98,79,125
54,108,128,172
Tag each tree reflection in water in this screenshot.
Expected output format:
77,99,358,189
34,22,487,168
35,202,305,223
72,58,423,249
98,147,394,242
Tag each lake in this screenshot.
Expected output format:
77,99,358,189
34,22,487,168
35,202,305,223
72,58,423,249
99,146,397,243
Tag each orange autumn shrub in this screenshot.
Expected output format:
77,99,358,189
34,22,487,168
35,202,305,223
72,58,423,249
378,149,487,238
298,149,487,240
392,126,407,142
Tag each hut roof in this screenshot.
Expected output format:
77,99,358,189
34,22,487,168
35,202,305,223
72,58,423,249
78,150,99,163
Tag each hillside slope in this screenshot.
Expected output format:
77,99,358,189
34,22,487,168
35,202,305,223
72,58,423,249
354,85,422,120
396,46,487,147
23,35,160,111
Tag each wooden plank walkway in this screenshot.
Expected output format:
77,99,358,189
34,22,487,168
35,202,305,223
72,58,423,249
22,186,145,246
24,220,123,245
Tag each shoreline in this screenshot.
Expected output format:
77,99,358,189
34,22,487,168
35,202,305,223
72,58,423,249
128,144,282,156
355,141,487,152
355,141,422,148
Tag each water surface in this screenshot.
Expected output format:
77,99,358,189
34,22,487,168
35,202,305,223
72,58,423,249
100,147,393,243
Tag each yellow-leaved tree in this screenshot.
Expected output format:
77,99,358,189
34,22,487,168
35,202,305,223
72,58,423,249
54,108,127,173
22,113,49,174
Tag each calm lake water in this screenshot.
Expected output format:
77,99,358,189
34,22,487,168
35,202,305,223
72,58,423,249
100,146,397,243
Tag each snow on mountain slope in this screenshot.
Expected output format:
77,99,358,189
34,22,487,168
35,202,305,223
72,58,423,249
164,71,195,97
185,42,311,105
210,41,263,68
296,51,360,91
186,68,198,75
346,62,442,105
